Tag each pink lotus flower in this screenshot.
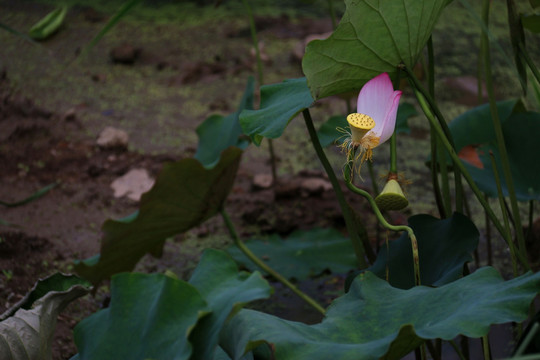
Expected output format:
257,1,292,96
340,73,402,175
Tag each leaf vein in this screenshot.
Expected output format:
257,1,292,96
311,51,386,72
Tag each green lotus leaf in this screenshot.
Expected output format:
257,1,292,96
363,213,479,290
74,147,243,285
226,228,357,281
448,100,540,200
239,78,313,145
73,250,270,360
302,0,452,99
450,100,519,151
74,273,209,360
195,77,254,168
222,267,540,360
188,249,272,360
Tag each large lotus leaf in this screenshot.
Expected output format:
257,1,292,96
363,213,479,290
74,273,209,360
449,99,519,151
226,228,358,281
302,0,452,99
0,273,91,360
195,77,254,168
188,249,272,360
428,99,517,167
74,147,243,285
448,100,540,200
221,267,540,360
73,250,269,360
316,103,417,148
239,78,314,145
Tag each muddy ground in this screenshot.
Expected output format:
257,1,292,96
0,0,539,358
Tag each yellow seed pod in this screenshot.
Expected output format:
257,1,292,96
375,179,409,211
347,113,375,143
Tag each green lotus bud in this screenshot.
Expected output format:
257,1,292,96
375,179,408,211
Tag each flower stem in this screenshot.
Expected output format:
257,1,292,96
267,138,278,184
220,208,326,315
402,65,464,213
448,340,467,360
389,132,397,174
241,0,278,185
302,109,372,266
389,72,400,175
481,0,527,262
344,152,421,286
519,43,540,85
528,200,534,239
426,37,450,218
242,0,263,86
514,323,540,356
327,0,337,30
489,151,518,277
425,340,441,360
427,37,435,97
485,194,493,266
481,335,491,360
430,126,447,218
437,138,452,218
367,160,379,195
505,0,528,94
